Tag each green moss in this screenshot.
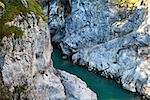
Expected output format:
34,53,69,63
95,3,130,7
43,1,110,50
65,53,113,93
0,73,11,100
0,81,26,100
0,0,44,23
114,0,138,4
0,0,27,39
15,85,25,94
43,16,48,22
0,72,26,100
114,0,138,10
1,0,28,23
0,0,47,40
35,0,48,8
27,0,44,22
0,24,23,39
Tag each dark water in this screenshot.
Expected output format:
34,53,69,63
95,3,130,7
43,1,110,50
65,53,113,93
52,49,141,100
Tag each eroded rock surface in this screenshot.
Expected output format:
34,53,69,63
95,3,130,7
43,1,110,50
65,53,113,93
0,0,97,99
48,0,150,98
59,70,97,100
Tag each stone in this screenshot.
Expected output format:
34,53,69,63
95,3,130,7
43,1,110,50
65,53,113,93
59,70,97,100
48,0,150,98
0,0,97,99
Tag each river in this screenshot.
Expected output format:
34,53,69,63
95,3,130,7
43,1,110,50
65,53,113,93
52,48,141,100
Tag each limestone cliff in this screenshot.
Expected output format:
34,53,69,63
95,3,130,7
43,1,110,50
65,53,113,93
49,0,150,98
0,0,97,99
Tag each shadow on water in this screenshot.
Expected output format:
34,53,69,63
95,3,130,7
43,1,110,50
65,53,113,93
52,48,141,100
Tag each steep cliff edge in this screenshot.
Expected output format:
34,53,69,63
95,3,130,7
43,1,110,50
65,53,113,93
0,0,97,99
49,0,150,98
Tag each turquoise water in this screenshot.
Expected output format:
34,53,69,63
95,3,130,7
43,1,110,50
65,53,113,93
52,49,141,100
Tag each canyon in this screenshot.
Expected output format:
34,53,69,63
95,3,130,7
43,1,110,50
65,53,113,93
0,0,96,99
0,0,150,99
49,0,150,98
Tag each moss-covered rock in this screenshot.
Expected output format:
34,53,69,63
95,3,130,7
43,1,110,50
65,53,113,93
0,0,47,40
113,0,138,10
27,0,44,22
0,75,26,100
0,24,23,39
0,73,11,100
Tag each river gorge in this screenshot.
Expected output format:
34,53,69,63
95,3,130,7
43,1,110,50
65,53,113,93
52,48,141,100
0,0,150,100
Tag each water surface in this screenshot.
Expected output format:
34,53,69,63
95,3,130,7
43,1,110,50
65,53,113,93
52,49,141,100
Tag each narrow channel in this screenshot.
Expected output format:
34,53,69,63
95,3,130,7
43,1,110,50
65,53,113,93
52,48,141,100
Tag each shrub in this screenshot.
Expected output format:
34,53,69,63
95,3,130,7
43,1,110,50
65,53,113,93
0,24,23,39
0,0,47,39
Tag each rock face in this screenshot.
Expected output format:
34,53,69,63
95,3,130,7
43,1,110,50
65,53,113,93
0,1,97,100
59,70,97,100
48,0,150,98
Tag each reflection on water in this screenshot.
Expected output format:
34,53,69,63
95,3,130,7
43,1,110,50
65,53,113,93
52,49,141,100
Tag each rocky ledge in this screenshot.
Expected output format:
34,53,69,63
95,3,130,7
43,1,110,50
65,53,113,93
49,0,150,98
0,0,97,100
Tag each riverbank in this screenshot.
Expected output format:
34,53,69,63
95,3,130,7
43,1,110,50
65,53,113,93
49,0,150,98
52,48,141,100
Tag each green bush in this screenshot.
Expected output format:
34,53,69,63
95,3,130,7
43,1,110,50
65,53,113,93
1,0,27,23
0,0,44,23
28,0,44,22
0,0,47,40
0,24,23,39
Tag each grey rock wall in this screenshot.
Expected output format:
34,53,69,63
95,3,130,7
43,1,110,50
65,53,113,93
0,0,97,99
48,0,150,98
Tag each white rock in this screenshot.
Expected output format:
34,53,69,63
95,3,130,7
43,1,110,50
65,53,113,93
59,70,97,100
0,3,97,99
48,0,150,98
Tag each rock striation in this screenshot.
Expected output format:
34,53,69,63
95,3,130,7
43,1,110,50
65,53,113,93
0,0,97,100
59,70,97,100
48,0,150,98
